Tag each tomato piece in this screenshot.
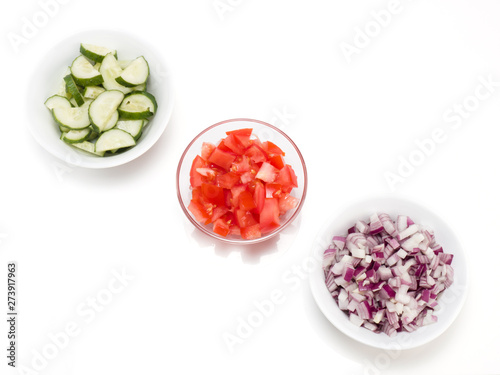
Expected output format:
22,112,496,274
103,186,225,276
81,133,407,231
269,154,285,170
208,148,236,170
226,128,253,148
240,171,255,184
201,142,216,160
231,156,251,174
188,200,211,223
263,141,285,156
255,162,278,183
259,197,280,232
210,206,229,223
265,183,282,198
239,190,256,211
275,164,298,192
278,194,299,215
241,224,261,240
230,184,248,207
216,172,240,189
236,209,258,228
245,144,268,163
213,218,230,237
195,167,217,181
201,183,225,207
229,225,241,236
190,155,209,188
253,181,265,214
223,134,246,155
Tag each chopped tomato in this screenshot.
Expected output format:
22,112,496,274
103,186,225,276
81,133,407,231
188,200,210,223
201,142,216,160
255,162,278,183
201,183,225,207
216,172,240,189
241,224,261,240
239,190,256,211
269,154,285,170
240,171,255,184
278,194,299,215
266,183,282,198
236,209,258,228
253,181,265,214
223,134,247,155
231,156,251,173
226,128,253,148
230,184,248,207
208,148,236,170
245,144,268,163
213,218,230,237
187,128,300,240
276,164,298,192
259,198,280,232
263,141,285,156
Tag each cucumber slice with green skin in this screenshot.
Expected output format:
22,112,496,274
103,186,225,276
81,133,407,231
45,95,72,110
100,53,133,95
52,105,91,130
115,119,143,141
95,129,136,152
60,127,91,144
115,56,149,87
64,74,85,106
70,55,103,87
87,131,99,141
118,91,157,119
80,43,117,63
83,86,105,99
71,141,105,157
117,60,133,69
59,125,71,132
89,90,124,133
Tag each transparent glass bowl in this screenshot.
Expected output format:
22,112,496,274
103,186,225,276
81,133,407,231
176,118,308,245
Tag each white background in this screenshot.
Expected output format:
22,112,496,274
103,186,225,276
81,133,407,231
1,1,500,374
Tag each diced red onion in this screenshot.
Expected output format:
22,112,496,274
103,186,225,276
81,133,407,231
323,213,454,336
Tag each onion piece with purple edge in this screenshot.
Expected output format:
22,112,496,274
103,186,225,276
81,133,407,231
322,213,454,336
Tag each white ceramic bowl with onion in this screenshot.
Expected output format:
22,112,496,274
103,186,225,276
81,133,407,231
309,197,468,350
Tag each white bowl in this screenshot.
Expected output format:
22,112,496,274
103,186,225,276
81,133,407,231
26,29,173,168
309,197,468,350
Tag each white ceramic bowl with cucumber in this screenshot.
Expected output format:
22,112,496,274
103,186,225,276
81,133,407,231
27,29,173,168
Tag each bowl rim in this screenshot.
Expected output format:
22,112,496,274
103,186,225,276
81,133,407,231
25,27,173,169
176,118,308,245
308,196,469,350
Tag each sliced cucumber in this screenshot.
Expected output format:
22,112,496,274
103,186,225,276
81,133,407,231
64,74,85,106
45,95,72,110
115,56,149,87
117,60,133,69
80,43,117,63
47,43,158,157
89,90,124,133
95,129,136,152
100,53,133,95
70,55,103,87
72,141,105,157
52,105,90,130
60,128,91,144
118,91,157,119
115,119,143,141
83,86,105,99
